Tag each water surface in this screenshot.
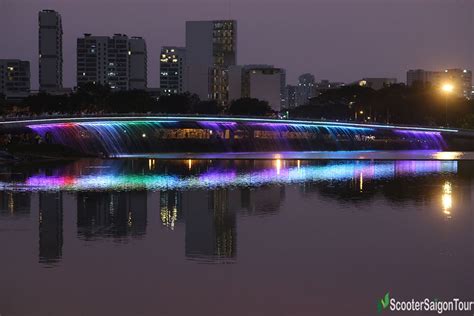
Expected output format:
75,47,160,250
0,156,473,315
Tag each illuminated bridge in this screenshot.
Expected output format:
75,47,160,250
0,115,472,156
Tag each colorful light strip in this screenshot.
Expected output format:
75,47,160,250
0,160,457,192
1,115,455,133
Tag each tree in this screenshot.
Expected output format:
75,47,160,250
192,100,223,114
228,98,272,116
107,90,157,113
23,92,70,114
69,83,112,112
156,93,199,114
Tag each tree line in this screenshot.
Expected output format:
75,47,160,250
290,83,474,128
1,83,273,116
2,82,474,128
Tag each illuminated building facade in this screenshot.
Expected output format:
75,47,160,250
185,20,237,104
296,73,316,106
0,59,30,100
39,10,63,92
160,46,186,95
77,34,147,90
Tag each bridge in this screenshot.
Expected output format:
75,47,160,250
0,115,472,156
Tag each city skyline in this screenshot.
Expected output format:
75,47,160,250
1,0,472,89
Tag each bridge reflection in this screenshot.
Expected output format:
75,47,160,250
0,158,468,266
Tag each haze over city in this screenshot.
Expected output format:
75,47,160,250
1,0,472,89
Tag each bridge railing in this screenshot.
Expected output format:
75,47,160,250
0,112,470,134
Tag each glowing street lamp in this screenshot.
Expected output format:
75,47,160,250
441,83,454,127
441,83,454,93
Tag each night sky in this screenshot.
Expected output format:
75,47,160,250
0,0,472,89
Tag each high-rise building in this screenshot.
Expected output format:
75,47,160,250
77,34,147,90
407,68,472,99
442,69,472,99
160,46,186,95
406,69,442,87
228,65,286,112
129,37,147,90
185,20,237,104
314,80,345,96
105,34,130,91
0,59,30,100
286,85,298,108
39,10,63,91
77,34,109,87
296,73,316,106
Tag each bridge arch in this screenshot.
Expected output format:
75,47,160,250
0,115,466,156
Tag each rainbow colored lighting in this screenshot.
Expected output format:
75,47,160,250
1,160,457,192
6,115,456,133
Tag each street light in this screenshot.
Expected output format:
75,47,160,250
441,83,454,127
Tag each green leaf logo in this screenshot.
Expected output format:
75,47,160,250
377,292,390,313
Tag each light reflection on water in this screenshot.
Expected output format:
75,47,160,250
0,159,459,191
0,158,473,316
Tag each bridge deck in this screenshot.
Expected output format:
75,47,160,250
0,115,466,134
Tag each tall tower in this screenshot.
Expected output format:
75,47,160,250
76,34,109,87
296,73,316,106
185,20,237,104
129,37,147,90
77,34,146,91
39,10,63,91
160,46,186,95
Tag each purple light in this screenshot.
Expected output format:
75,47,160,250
394,130,447,150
